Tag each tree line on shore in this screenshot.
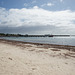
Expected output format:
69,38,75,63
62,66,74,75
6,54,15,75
0,33,54,37
0,33,72,37
0,33,26,37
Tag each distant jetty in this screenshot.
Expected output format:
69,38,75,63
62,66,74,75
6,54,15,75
0,33,74,37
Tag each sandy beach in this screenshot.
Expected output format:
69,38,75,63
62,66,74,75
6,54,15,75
0,39,75,75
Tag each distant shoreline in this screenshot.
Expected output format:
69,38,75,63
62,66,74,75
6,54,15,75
0,33,75,37
0,38,75,52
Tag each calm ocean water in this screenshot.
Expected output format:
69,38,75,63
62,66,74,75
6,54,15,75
0,36,75,46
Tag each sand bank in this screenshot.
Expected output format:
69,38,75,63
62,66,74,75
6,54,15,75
0,39,75,75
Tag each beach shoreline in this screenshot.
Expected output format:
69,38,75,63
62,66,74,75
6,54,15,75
0,39,75,75
0,39,75,51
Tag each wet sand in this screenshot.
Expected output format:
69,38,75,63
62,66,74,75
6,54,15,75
0,39,75,75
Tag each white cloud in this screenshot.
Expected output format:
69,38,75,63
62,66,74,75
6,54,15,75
0,6,75,30
33,6,39,9
41,3,54,7
47,3,54,6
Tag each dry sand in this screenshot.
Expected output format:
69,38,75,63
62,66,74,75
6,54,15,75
0,39,75,75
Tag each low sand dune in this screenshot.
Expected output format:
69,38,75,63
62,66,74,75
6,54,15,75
0,39,75,75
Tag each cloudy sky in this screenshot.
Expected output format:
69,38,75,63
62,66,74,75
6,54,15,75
0,0,75,34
